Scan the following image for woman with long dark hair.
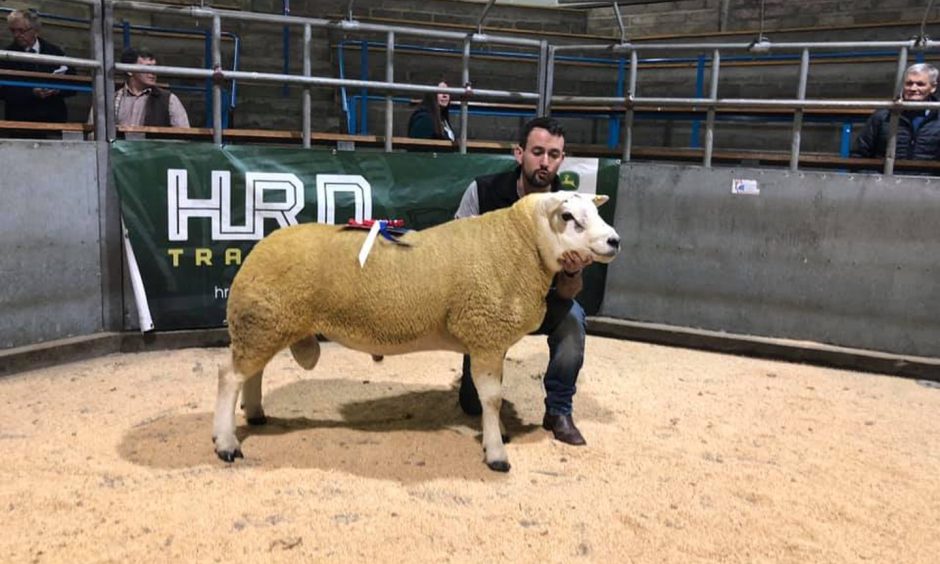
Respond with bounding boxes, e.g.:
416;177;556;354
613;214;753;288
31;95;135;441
408;80;456;143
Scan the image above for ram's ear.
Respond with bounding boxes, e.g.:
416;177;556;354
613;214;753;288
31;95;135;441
593;194;609;208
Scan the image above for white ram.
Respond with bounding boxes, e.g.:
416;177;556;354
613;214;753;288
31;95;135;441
213;191;621;471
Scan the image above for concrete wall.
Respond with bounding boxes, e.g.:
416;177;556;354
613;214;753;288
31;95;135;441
1;138;938;363
0;141;104;349
601;163;940;358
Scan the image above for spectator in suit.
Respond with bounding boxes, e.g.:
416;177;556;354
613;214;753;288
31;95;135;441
1;9;75;123
851;63;940;160
408;80;456;145
108;47;190;127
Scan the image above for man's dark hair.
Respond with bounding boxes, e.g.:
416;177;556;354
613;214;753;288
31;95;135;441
120;47;156;65
519;116;565;147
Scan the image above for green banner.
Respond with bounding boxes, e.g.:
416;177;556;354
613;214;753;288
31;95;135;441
112;141;620;330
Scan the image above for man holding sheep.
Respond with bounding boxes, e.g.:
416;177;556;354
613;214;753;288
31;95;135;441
455;116;593;446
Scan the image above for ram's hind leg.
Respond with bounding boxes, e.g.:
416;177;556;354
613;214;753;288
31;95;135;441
241;371;267;425
242;334;319;424
470;351;510;472
290;335;321;370
213;360;253;462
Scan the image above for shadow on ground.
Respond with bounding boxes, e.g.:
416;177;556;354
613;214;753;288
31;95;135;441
117;377;577;482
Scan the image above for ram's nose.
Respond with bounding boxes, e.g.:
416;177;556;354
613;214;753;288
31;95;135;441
608;235;621;251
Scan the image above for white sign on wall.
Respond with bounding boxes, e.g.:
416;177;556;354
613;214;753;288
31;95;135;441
732;178;760;195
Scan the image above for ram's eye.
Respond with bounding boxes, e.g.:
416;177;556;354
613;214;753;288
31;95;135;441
561;212;574;222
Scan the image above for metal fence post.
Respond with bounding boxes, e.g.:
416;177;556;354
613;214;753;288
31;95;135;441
212;15;222;145
622;49;637;162
385;30;394;152
704;49;720;168
302;23;311;148
790;48;810;171
884;46;909;176
95;0;122;331
537;39;549;116
92;1;110;143
460;36;471;154
102;0;116;141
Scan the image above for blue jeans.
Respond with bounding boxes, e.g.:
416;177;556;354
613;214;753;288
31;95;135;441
461;294;586;416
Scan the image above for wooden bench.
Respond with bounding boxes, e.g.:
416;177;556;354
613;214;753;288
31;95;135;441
0;68;93;87
110;126;940;171
115;125;515;151
0;120;91;140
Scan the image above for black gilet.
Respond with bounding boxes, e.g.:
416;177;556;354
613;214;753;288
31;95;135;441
475;166;562;214
143;86;172;127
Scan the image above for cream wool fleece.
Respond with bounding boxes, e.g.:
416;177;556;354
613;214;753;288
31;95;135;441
226;194;556;376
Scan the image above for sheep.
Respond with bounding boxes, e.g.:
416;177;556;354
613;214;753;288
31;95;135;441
212;191;621;472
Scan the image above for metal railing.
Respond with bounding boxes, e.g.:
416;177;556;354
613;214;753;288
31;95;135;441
3;1;939;176
0;2;242;130
550;39;940;174
337;39;547;136
110;0;548;152
339;39;921;153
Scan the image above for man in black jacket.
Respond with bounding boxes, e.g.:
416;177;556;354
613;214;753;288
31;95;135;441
851;63;940;160
454;117;594;446
1;10;74;123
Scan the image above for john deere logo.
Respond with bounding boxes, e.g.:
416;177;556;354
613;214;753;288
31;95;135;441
559;171;580;190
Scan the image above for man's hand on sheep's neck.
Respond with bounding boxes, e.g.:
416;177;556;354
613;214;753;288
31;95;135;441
554;250;593;299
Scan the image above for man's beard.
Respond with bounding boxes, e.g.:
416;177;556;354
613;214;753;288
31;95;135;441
524;168;553;188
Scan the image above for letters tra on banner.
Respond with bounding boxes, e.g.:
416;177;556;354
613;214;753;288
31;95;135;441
112;141;617;330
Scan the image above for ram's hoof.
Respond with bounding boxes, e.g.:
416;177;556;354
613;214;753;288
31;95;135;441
246;415;268;426
487;460;511;473
371;355;384;362
216;448;243;463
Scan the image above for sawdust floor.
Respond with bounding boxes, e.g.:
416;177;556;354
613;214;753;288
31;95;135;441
1;335;938;563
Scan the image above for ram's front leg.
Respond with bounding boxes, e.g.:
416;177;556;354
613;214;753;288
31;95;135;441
470;351;510;472
213;360;246;462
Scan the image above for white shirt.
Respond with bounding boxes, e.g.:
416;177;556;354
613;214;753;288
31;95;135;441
454;181;480;219
442;120;455;142
113;85;191;127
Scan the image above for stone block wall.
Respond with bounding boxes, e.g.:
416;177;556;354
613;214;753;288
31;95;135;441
588;0;721;37
586;0;938;38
